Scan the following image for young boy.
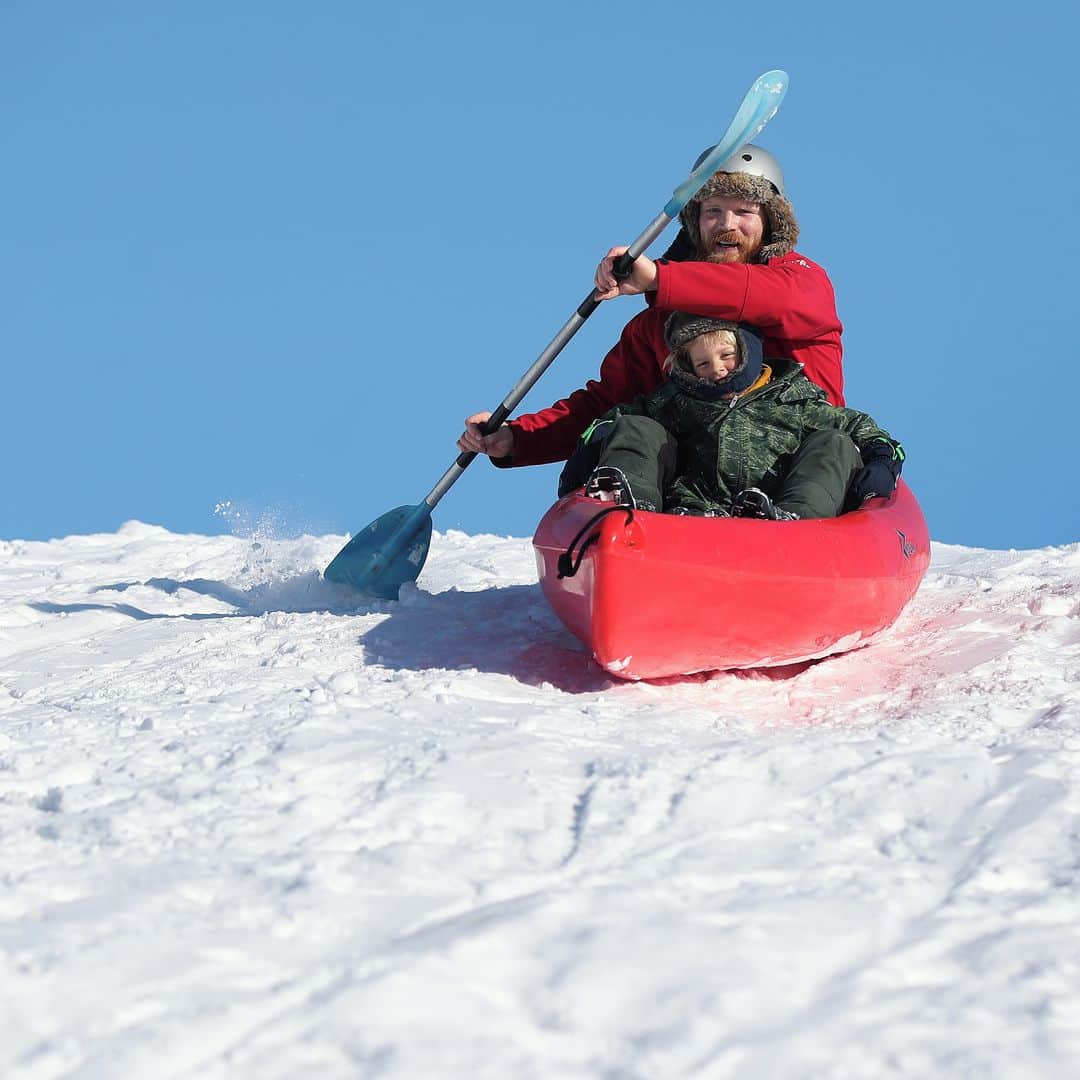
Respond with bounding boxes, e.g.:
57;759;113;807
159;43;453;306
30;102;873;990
567;312;904;520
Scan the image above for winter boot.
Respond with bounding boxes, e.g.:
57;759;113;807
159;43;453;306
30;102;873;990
731;487;800;522
669;506;730;518
585;466;644;509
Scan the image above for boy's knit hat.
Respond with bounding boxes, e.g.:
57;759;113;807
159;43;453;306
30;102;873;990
663;313;765;397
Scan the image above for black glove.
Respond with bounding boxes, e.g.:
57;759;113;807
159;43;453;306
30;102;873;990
844;440;903;511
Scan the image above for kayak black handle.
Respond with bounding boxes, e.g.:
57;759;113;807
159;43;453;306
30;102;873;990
557;505;635;578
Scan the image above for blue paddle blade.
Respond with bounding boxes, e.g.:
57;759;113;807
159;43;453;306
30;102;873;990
323;504;433;599
664;69;788;218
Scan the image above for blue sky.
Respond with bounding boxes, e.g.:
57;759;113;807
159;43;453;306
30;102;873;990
4;1;1078;551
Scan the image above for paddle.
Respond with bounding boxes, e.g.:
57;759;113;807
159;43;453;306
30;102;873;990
324;70;789;598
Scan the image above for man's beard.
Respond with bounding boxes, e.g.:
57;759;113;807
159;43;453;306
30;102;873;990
700;231;760;264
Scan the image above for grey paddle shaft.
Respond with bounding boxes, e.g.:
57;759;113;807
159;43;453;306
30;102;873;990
422;209;673;509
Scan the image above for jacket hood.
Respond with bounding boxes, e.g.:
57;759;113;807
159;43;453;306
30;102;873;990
665;317;765;400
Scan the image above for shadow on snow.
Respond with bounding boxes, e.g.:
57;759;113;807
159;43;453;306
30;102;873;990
359;583;612;693
29;575;611;693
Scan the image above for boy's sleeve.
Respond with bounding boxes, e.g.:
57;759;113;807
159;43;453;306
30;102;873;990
801;400;906;510
804;401;903;462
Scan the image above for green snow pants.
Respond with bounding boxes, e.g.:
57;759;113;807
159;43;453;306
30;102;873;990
581;415;864;519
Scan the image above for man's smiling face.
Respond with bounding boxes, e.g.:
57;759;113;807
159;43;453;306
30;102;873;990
697;193;766;263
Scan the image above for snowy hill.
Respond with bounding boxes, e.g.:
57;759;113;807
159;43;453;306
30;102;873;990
2;523;1079;1077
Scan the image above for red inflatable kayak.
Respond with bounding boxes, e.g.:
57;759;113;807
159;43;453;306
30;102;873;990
532;481;930;680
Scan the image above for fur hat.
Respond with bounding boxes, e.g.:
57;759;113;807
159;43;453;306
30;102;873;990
664;170;799;264
663;313;765;398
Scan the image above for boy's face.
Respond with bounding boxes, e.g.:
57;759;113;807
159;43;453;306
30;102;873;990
687;336;740;384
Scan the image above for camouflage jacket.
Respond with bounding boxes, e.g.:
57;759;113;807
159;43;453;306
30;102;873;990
593;358;901;514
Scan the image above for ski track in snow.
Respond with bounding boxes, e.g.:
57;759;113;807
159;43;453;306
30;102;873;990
1;521;1079;1078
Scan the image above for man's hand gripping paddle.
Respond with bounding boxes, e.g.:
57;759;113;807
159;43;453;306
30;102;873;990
324;70;789;598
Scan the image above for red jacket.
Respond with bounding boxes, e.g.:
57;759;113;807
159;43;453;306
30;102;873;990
505;251;844;468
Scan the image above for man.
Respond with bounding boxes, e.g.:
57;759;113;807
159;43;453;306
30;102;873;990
458;144;843;469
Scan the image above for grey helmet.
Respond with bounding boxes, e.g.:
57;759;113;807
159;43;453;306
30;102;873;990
669;141;799;263
692;143;786;197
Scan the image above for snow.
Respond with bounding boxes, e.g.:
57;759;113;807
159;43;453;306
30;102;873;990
2;522;1079;1078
